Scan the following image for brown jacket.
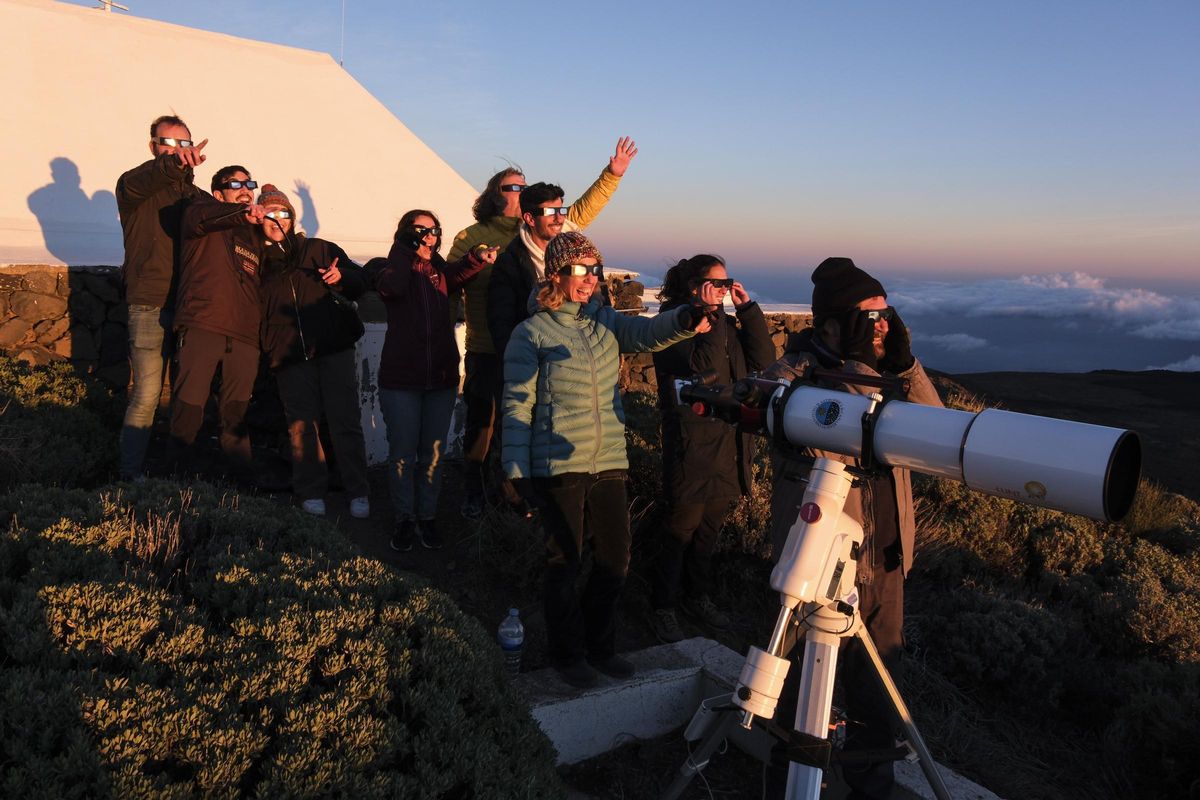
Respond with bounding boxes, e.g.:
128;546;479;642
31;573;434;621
174;196;263;346
115;154;205;308
763;329;943;578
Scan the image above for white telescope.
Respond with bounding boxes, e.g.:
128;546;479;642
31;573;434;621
678;375;1140;522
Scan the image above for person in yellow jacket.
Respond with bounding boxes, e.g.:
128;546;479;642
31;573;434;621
447;136;639;518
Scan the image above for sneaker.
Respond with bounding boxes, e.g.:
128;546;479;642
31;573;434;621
390;520;415;552
648;608;685;644
588;654;636;680
301;498;326;516
461;492;485;520
681;594;731;629
349;496;370;519
556;660;599;689
418;519;443;550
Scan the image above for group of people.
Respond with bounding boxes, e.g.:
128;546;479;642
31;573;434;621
118;113;940;799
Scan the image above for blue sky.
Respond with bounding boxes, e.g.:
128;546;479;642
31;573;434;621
69;0;1199;287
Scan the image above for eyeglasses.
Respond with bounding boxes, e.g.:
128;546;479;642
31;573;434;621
265;210;292;220
708;278;735;289
557;264;604;278
414;225;442;238
153;136;193;148
530;206;569;217
500;184;526;193
218;180;258;190
863;307;895;323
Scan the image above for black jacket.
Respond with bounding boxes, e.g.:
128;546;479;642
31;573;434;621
115;153;205;308
487;236;539;360
259;235;368;370
175;196;263;345
653;300;775;505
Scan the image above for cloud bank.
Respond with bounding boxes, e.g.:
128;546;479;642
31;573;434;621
1145;355;1200;372
912;332;989;351
889;272;1200;341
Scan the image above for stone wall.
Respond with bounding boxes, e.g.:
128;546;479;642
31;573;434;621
0;265;129;387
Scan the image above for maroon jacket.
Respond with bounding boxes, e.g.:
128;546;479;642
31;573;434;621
375;242;486;390
175;196;263;346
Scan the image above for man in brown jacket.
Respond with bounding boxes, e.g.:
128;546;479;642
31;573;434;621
764;257;942;799
115;114;207;479
168;165;265;479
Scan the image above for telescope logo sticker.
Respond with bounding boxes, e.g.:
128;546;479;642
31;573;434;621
1024;481;1048;501
813;400;841;427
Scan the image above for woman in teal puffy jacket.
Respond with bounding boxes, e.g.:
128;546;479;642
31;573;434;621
500;231;710;688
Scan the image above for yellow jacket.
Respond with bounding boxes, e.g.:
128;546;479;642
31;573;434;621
447;167;623;354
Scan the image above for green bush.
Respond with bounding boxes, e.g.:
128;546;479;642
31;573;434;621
0;357;119;489
0;480;562;799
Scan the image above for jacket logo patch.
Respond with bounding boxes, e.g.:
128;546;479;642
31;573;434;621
235;245;260;275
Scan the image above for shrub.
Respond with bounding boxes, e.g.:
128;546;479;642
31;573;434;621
0;357;119;490
0;480;562;799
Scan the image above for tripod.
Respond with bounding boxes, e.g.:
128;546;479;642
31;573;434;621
661;456;951;800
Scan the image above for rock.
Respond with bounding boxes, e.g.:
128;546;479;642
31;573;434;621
0;274;24;293
21;272;59;295
66;325;99;360
0;318;32;348
16;345;60;366
100;322;128;365
77;272;122;304
34;317;71;345
107;302;129;324
10;291;68;322
95;360;131;390
67;289;107;328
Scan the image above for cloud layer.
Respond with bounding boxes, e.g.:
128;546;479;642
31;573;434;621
1145;354;1200;372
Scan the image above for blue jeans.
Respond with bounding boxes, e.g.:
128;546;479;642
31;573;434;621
379;387;456;522
119;304;172;478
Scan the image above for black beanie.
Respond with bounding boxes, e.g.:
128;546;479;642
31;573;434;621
810;257;886;318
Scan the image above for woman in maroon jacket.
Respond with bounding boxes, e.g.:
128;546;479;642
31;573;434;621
375;209;496;552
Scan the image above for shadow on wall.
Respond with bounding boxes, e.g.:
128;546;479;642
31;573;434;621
292;179;319;238
26;157;123;266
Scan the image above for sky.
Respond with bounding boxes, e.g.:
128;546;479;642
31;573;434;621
63;0;1199;288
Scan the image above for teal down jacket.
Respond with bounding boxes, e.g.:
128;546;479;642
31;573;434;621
502;299;695;479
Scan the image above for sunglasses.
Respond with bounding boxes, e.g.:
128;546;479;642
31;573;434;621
557;264;604;278
153;136;194;148
414;225;442;238
265;210;292;220
500;184;526;193
707;278;735;289
530;206;569;217
219;180;258;190
863;307;895;323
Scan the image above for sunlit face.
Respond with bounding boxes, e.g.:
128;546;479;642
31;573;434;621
693;263;729;309
412;213;438;257
214;170;254;204
500;172;527;217
262;203;292;243
149;122;191;158
857;295;889;359
523;197;566;244
551;255;599;304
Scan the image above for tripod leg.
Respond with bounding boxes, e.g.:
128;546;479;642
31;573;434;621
659;709;741;800
855;626;953;800
784;627;840;800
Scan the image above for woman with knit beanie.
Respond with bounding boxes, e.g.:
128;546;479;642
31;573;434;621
500;231;709;688
375;210;496;552
256;184;371;519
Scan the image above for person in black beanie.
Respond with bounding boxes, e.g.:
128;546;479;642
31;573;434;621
762;257;943;799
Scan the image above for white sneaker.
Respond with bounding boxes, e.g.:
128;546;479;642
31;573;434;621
350;496;370;519
301;498;326;516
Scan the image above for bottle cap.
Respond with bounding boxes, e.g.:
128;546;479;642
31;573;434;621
509;607;519;616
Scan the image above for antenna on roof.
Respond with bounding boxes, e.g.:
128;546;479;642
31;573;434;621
96;0;130;11
339;0;346;66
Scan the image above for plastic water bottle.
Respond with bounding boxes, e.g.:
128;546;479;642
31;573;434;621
497;607;525;676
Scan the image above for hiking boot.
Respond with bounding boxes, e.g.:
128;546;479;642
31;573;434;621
461;492;485;520
301;498;326;516
418;519;443;550
648;608;685;644
681;594;731;629
390;520;415;552
349;496;370;519
556;660;599;689
588;654;636;680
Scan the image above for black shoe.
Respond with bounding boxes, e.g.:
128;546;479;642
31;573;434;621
648;608;685;644
556;660;599;689
418;519;443;550
680;594;731;628
588;654;636;680
390;520;415;552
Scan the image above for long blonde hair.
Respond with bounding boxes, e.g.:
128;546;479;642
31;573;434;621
536;278;566;311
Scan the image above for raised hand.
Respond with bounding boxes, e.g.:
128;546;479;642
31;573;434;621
174;138;208;168
730;281;752;309
244;203;266;224
321;256;342;284
608;136;638;177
